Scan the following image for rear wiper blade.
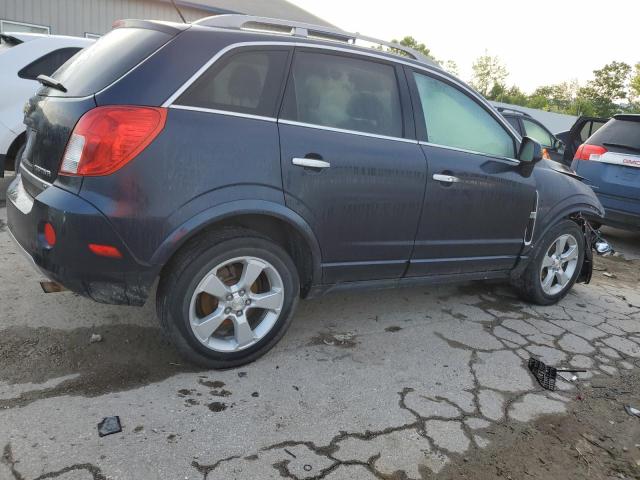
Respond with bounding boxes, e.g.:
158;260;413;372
36;74;67;92
602;142;640;153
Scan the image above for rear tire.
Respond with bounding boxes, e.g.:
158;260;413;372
157;228;299;369
513;220;585;305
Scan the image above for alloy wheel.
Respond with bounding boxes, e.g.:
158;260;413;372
539;233;579;296
188;256;284;352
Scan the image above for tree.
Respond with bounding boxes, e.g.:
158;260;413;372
502;86;528;106
527;82;577;112
442;59;459;76
579;61;632;116
470;52;508;98
389;36;434;60
629;63;640;113
630;62;640;103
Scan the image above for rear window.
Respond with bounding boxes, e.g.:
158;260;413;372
18;48;81;80
589;118;640;150
176;49;289;117
47;27;173;97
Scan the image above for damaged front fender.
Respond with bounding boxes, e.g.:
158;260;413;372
573;214;594;284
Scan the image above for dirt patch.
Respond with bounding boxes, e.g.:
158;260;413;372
207;402;227;412
385;326;402;333
594;255;640;288
437;370;640;480
198;379;225;389
0;324;199;408
307;332;358;348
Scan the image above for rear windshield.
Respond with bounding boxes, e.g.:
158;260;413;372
589;118;640;150
46;27;173;97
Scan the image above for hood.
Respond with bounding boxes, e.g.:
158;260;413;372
542;159;584;181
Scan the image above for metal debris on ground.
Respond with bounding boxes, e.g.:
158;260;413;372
97;416;122;437
528;357;586;391
624;405;640;418
588;225;614;256
89;334;103;344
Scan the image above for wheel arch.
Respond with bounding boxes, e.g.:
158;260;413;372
532;199;602;250
512;200;600;281
4;130;26;171
152;200;322;297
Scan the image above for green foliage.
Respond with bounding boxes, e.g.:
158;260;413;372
470;52;508;98
388;36;435;60
469;56;640;117
632;63;640;99
387;35;640;117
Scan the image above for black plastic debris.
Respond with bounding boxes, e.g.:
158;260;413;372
624;405;640;418
98;416;122;437
528;358;586;391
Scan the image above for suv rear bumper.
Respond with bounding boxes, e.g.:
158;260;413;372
6;175;155;305
594;192;640;230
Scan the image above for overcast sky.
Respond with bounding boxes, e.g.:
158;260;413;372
288;0;639;93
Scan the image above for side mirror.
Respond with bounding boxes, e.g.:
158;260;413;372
554;138;566;154
518;136;543;163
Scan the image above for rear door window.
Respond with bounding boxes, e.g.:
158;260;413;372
48;27;173;97
280;50;403;137
413;72;514;158
176;49;290;117
522;118;554;147
18;47;82;80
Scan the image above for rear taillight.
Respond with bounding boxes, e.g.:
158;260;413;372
60;106;167;176
574;144;607;161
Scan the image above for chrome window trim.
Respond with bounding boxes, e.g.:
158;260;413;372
418;141;521;165
279;119;417;144
163;40;519;151
169;104;277;122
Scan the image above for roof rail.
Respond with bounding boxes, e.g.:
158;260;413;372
496;106;533;118
195;14;438;67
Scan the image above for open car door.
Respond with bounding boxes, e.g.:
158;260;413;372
557;116;608;163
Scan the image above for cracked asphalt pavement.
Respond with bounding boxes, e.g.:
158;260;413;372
1;177;640;479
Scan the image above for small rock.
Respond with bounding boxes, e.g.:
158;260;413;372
89;333;103;344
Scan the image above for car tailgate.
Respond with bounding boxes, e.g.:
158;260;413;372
575;152;640;201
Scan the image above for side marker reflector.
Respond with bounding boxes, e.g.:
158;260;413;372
88;243;123;259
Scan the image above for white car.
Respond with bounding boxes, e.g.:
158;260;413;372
0;32;93;176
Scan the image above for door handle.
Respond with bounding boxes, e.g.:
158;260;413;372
433;173;459;183
292;157;331;169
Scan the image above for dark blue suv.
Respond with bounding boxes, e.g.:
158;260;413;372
7;15;604;368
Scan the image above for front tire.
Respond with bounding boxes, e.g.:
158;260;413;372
514;220;585;305
157;229;299;368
